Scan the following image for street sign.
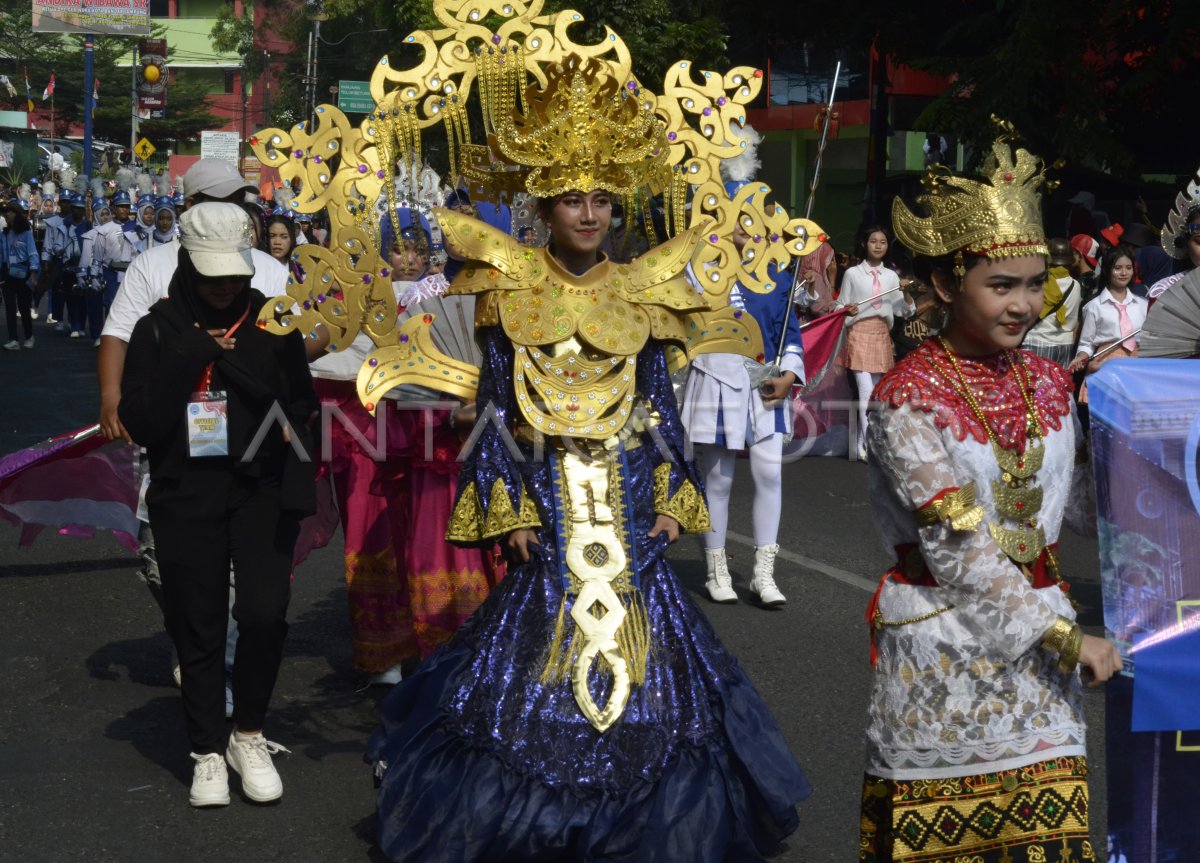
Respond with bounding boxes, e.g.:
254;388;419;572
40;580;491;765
200;131;240;165
337;80;374;114
133;137;156;161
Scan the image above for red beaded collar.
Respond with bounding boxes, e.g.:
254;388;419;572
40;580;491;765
872;338;1073;452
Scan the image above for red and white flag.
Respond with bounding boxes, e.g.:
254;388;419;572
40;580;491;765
92;78;100;104
42;72;55;101
798;307;851;392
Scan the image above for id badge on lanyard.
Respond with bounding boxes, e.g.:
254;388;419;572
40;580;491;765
185;306;248;458
187;390;230;456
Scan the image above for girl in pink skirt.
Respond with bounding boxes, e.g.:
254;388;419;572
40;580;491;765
837;225;914;460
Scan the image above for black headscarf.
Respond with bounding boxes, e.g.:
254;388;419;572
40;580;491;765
166;247;252;331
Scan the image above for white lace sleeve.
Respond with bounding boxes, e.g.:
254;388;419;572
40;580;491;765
868;405;1060;661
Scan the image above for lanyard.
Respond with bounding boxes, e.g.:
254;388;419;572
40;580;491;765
195;304;250;393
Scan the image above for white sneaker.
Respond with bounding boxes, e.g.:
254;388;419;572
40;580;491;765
226;733;288;802
69;330;83;339
856;444;868;463
21;337;34;349
704;547;738;603
93;338;101;347
368;663;403;686
189;752;230;808
2;340;18;351
750;543;787;607
29;309;38;320
46;316;58;325
172;664;182;688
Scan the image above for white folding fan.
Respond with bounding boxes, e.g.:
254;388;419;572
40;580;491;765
1140;268;1200;359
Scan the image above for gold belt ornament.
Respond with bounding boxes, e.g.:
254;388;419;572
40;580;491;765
540;450;650;733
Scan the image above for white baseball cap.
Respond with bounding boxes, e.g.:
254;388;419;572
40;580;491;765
179;202;256;278
181;158;258;201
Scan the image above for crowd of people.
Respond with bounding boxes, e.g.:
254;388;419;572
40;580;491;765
6;21;1199;863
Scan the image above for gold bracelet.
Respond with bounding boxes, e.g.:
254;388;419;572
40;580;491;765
1058;623;1084;674
1041;617;1074;655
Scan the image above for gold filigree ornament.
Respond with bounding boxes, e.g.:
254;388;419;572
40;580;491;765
892;120;1054;264
357;313;481;410
248;0;824;370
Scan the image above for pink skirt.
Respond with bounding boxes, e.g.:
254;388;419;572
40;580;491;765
845;317;895;373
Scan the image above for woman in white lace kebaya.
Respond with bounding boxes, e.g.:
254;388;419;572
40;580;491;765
860;134;1122;863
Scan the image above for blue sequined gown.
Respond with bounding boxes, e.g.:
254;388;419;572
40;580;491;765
366;326;811;862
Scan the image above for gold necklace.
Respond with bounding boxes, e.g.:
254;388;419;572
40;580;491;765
935;337;1046;564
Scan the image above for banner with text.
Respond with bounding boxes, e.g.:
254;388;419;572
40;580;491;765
31;0;150;36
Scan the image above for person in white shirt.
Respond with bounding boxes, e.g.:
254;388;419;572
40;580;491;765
1068;244;1147;377
835;225;914;460
98;159;292;442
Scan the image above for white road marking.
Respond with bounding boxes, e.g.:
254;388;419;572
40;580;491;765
724;529;877;593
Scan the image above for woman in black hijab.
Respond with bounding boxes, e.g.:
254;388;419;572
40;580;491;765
119;202;317;809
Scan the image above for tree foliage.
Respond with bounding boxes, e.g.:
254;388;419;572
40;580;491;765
0;8;222;146
217;0;1196;177
816;0;1199;177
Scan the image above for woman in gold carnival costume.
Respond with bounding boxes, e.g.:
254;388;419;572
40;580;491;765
859;124;1123;863
249;2;823;859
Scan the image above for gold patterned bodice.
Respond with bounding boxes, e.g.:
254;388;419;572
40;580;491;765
437;208;762;441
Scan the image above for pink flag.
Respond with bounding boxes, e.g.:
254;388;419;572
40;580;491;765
0;426;140;551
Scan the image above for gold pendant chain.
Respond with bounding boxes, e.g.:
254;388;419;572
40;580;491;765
935;337;1043;445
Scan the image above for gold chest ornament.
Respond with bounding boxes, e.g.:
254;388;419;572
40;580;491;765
935;338;1048;565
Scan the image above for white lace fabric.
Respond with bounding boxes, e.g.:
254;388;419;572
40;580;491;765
864;401;1089;779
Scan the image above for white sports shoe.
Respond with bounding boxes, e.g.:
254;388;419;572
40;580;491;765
704;547;738;603
21;337;34;349
69;330;83;338
189;752;230;808
368;663;403;686
29;309;38;320
226;733;288;802
2;340;18;351
750;543;786;607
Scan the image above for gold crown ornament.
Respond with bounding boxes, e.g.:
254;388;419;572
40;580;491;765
490;53;671;199
892;121;1053;263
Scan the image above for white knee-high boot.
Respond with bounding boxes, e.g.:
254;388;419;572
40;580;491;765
704;547;737;603
751;543;786;607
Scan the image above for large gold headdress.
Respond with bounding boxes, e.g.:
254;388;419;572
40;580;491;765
248;0;825;353
893;124;1052;261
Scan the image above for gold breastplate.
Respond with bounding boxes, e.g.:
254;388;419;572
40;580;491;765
514;338;637;441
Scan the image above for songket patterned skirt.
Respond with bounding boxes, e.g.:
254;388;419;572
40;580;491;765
859;756;1097;863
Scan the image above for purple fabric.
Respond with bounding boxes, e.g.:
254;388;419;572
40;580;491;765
366;328;810;861
0;426;140;551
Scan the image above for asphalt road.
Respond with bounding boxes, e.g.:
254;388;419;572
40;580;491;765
0;315;1109;862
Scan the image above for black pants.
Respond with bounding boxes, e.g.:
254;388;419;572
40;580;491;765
148;464;298;754
3;275;33;342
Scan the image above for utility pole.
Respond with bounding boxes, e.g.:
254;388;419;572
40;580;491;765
130;42;139;159
83;35;95;177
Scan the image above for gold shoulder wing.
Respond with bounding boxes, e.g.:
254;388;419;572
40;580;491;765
682;307;765;362
619;224;710;313
435;208;537;283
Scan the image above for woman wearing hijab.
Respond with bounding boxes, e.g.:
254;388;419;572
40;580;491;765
150;197;177;248
118;202;317;809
